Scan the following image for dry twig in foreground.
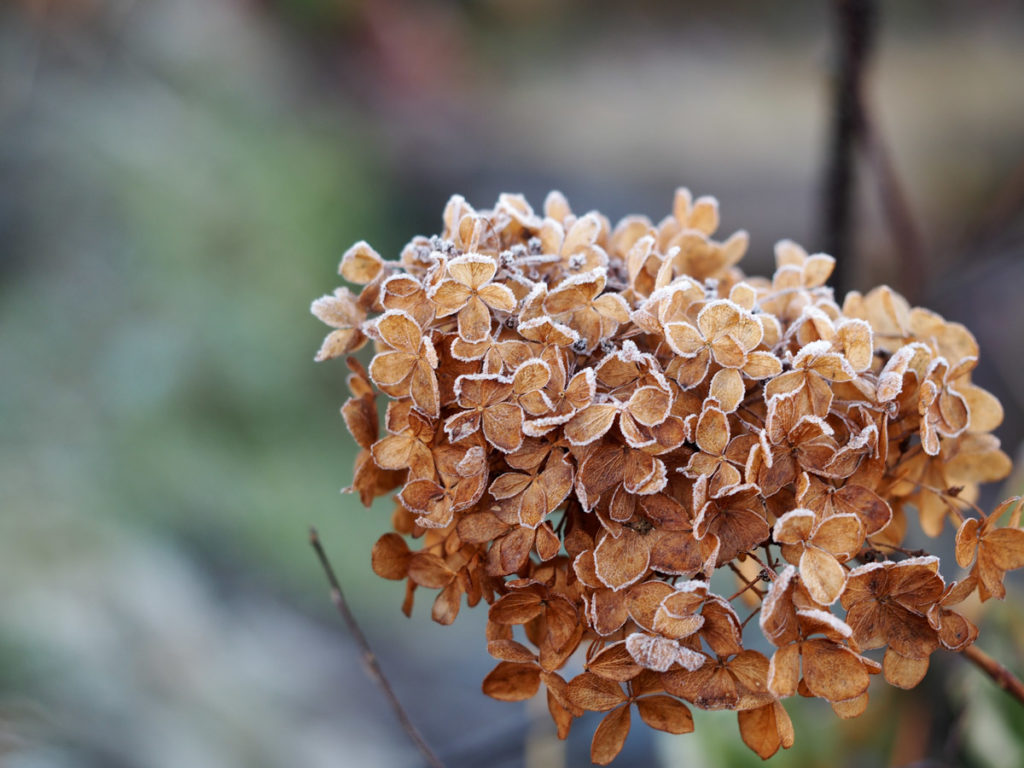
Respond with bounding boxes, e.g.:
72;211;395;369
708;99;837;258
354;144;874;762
309;527;445;768
962;644;1024;706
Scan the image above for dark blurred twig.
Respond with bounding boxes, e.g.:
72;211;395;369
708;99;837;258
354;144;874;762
822;0;930;304
961;644;1024;707
821;0;878;296
309;527;446;768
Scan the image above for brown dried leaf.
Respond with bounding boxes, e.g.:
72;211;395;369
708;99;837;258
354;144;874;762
635;695;694;735
482;661;541;701
591;705;631;766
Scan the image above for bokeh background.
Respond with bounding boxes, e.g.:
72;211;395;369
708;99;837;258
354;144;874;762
2;1;1024;766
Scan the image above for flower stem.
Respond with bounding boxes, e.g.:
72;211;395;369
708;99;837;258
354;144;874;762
310;527;445;768
962;644;1024;707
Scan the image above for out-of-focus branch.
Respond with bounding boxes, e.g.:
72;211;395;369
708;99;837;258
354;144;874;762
821;0;878;296
309;528;445;768
962;644;1024;707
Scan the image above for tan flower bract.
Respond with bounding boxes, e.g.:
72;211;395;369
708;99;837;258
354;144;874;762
313;188;1022;764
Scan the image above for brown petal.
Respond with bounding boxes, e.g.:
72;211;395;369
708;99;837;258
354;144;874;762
547;688;575;740
627;387;672;427
432;581;461;625
478;282;517;312
933;608;977;651
668;349;711;388
737;701;794;759
587;643;643;682
627;581;676;630
834;484;893;536
431;280;472;316
578;445;626;505
564;404;619;446
590;588;630;635
799;547;847;605
635;696;694;735
594;292;631;323
409;360;440;418
512;359;551;394
743;350;783;379
882;647;929;689
488;471;532;500
711;335;747;368
759;566;800;646
341;397;377;450
955;517;980;568
457;511;508;543
962;383;1004;433
830;692;869;719
626;453;667;496
398;478;445;513
767;644;800;697
369;434;416;472
535;523;561;561
837;318;873;371
590;705;631;766
709;368;745;413
315;328;365;361
695;405;729;456
339;240;383;284
564;213;602;253
544;274;601;315
370;533;411;580
448;254;497;288
773;509;815;546
700;599;744;657
487;639;536;663
664;322;704;356
407;552;455;588
594;529;651;591
489;591;544;625
653;610;705;642
495;527;535;575
567;672;628;712
376;310;422;352
682;665;740;710
482;661;541;701
985;528;1024;571
482;403;524;453
688;195;719;233
697;300;739;338
369;350;416;387
801;639;869;702
458;295;493;343
812;513;864;558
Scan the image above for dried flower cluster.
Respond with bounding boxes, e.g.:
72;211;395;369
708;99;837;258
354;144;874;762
312;189;1024;762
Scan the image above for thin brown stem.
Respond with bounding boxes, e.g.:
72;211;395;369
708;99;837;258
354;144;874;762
961;644;1024;707
741;606;762;630
726;562;765;602
745;550;778;581
309;527;445;768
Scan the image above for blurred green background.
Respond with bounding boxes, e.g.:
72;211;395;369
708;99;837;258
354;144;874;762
2;1;1023;766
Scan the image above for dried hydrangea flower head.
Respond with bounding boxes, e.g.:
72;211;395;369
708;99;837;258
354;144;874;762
313;189;1024;763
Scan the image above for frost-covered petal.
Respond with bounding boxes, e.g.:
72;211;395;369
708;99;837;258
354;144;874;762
448;254;497;288
595;529;651;591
